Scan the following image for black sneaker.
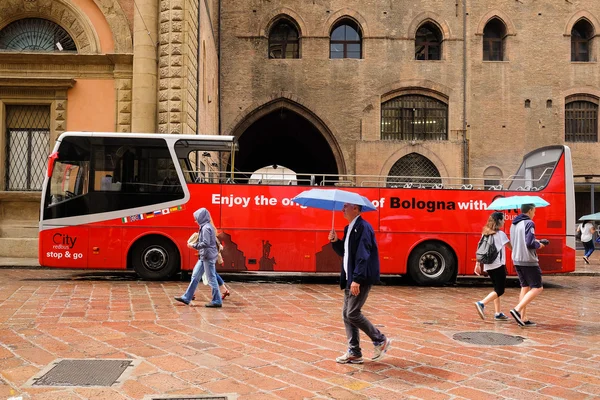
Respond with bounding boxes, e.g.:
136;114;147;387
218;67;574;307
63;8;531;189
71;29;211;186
205;302;222;308
523;320;537;327
510;309;525;326
174;296;190;305
583;256;590;264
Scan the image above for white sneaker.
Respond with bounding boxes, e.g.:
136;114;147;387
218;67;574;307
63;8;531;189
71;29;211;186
335;352;363;364
372;338;392;361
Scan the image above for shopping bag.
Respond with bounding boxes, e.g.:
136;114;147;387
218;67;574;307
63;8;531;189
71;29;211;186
187;232;199;245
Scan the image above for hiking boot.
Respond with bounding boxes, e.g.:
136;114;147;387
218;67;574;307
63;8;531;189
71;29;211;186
372;338;392;361
336;352;363;364
510;309;525;326
475;301;485;320
494;312;509;321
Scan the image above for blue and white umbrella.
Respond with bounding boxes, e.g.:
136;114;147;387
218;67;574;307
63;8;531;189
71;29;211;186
486;195;550;211
292;188;377;228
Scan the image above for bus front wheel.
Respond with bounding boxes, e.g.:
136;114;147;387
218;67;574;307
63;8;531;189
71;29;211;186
408;242;456;286
131;236;180;280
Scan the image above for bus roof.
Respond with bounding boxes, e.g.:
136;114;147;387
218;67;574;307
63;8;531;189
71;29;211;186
57;131;237;152
58;131;236;142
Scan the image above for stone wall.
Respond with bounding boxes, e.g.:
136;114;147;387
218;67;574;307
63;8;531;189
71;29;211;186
220;0;600;181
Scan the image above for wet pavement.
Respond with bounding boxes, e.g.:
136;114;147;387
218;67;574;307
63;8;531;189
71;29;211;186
0;258;599;399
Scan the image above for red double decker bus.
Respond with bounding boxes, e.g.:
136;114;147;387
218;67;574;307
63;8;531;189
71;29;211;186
39;132;575;284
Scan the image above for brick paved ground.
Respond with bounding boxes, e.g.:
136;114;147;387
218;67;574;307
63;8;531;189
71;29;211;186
0;260;599;399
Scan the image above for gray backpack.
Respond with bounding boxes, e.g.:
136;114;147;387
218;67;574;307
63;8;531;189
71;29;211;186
476;234;499;264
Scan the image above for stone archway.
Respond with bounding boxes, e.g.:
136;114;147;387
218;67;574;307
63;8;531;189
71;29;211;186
228;98;346;183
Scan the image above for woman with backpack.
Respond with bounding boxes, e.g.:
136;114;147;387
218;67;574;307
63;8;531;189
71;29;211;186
577;221;596;264
474;212;512;321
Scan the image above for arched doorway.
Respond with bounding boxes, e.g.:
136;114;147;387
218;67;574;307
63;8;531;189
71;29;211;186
230;99;343;184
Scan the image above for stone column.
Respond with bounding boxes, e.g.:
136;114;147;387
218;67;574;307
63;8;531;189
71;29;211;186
131;0;158;133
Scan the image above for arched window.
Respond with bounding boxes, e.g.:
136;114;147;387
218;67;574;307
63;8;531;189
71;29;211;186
415;22;442;60
565;95;599;142
268;19;300;59
387;153;441;186
330;19;362;59
483;166;503;189
381;95;448;141
483;18;506;61
571;19;594;62
0;18;76;52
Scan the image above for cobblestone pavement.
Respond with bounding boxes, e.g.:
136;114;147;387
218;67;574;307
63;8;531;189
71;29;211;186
0;263;599;400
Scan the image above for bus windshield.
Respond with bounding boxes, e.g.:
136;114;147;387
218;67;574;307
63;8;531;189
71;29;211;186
507;147;563;191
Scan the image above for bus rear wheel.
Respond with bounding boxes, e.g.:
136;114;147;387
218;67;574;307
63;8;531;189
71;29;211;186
408;242;456;286
131;236;180;280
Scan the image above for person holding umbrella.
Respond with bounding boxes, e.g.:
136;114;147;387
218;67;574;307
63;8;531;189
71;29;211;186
328;202;391;364
509;203;548;327
577;219;596;264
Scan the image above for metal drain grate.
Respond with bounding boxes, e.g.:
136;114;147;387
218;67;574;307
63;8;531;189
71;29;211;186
31;359;135;387
453;331;524;346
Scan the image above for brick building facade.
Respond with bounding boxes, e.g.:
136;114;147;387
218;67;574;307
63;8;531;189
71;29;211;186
220;0;599;199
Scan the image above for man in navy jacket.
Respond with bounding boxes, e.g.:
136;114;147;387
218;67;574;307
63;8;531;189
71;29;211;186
329;202;391;364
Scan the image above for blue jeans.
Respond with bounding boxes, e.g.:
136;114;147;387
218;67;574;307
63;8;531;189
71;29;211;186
216;273;224;286
181;259;222;305
583;240;595;258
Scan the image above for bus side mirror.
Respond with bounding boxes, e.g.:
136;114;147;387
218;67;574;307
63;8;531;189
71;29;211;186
47;152;58;177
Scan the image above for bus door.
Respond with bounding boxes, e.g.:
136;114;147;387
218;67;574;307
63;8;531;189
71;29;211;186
40;136;91;267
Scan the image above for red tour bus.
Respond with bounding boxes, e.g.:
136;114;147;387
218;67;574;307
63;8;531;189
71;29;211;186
39;132;575;284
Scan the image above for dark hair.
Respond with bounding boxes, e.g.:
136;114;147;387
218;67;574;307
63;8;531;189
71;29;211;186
357;205;363;212
521;203;536;214
482;212;505;235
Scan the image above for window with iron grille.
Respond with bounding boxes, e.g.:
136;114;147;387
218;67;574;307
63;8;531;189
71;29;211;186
483;18;506;61
330;20;362;59
268;19;300;59
565;95;599;142
415;22;442;60
381;95;448;141
0;18;77;52
5;105;50;191
571;19;593;62
387;153;441;186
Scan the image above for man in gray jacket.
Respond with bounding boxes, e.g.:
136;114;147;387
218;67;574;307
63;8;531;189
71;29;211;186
509;204;546;327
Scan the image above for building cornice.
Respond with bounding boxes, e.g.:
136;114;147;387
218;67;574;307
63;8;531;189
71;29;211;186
0;77;76;90
0;52;133;65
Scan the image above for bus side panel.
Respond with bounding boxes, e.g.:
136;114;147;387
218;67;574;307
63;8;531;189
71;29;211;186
221;229;314;272
39;227;89;268
377;232;406;274
88;227;123;269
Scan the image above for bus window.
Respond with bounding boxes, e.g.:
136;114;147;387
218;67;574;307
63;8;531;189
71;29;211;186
43;136;185;220
43;136;91;220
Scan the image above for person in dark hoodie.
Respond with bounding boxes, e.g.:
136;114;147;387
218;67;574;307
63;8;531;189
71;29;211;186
175;208;222;307
509;204;546;327
328;202;391;364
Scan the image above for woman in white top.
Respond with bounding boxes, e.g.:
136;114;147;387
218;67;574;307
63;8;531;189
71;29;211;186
578;221;596;264
474;212;512;321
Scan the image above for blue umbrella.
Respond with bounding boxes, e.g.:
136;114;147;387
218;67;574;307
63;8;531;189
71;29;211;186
486;195;550;211
579;212;600;221
292;188;377;228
